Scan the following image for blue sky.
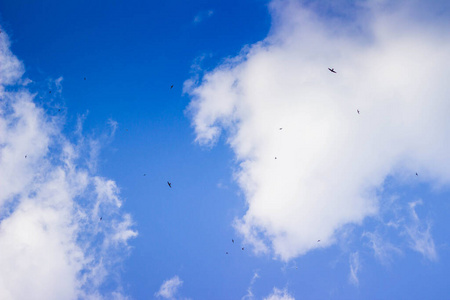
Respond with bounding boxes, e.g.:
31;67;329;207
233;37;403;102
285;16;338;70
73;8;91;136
1;0;450;299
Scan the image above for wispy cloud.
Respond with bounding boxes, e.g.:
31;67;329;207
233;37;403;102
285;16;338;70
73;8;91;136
263;287;295;300
155;276;184;299
186;0;450;260
193;10;214;24
242;271;260;300
0;30;136;299
349;252;360;286
404;200;437;261
363;231;402;265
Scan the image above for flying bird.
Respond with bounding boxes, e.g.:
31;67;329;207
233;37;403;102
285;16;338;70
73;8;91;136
226;252;228;254
242;247;244;250
25;155;27;158
100;217;102;221
232;239;234;243
144;174;146;176
416;173;418;176
275;157;277;159
279;128;283;130
328;68;336;73
167;181;172;188
357;109;360;114
170;85;174;89
49;91;51;94
317;240;320;242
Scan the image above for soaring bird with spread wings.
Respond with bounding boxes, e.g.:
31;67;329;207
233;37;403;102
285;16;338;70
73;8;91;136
328;68;336;73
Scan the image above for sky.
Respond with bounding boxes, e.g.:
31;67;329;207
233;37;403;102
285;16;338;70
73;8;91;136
1;0;450;299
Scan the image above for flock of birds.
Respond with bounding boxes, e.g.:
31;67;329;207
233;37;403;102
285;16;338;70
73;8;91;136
30;68;419;251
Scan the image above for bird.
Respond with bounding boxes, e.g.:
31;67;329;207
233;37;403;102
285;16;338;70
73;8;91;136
58;109;61;112
126;129;129;131
100;217;102;221
416;172;418;176
232;239;234;243
25;155;27;158
317;240;320;242
357;109;360;114
328;68;336;73
144;174;146;176
226;252;228;254
279;128;283;130
84;77;86;80
167;181;172;188
170;85;174;89
275;157;277;159
49;91;51;94
242;247;244;250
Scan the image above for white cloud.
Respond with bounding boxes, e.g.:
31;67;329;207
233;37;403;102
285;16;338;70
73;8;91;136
155;276;183;299
0;30;136;299
349;252;360;286
404;200;437;261
263;287;294;300
242;271;260;300
186;0;450;260
363;231;402;265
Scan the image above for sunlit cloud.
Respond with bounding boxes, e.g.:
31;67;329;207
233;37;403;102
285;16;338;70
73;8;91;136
0;30;136;299
155;276;183;299
263;287;295;300
186;0;450;261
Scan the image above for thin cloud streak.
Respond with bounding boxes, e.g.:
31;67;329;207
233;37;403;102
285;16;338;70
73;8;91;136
349;252;360;286
186;0;450;260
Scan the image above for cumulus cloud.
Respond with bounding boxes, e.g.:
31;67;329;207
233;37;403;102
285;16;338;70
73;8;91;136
186;0;450;260
155;276;183;299
263;287;294;300
0;30;136;299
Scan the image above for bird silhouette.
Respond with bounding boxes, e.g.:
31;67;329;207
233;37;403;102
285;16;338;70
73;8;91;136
416;173;418;176
84;77;86;80
49;91;51;94
317;240;320;242
279;128;283;130
170;85;174;89
232;239;234;243
226;252;228;254
144;174;146;176
242;247;244;250
167;181;172;188
328;68;337;73
357;109;360;114
100;217;102;221
25;155;27;158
